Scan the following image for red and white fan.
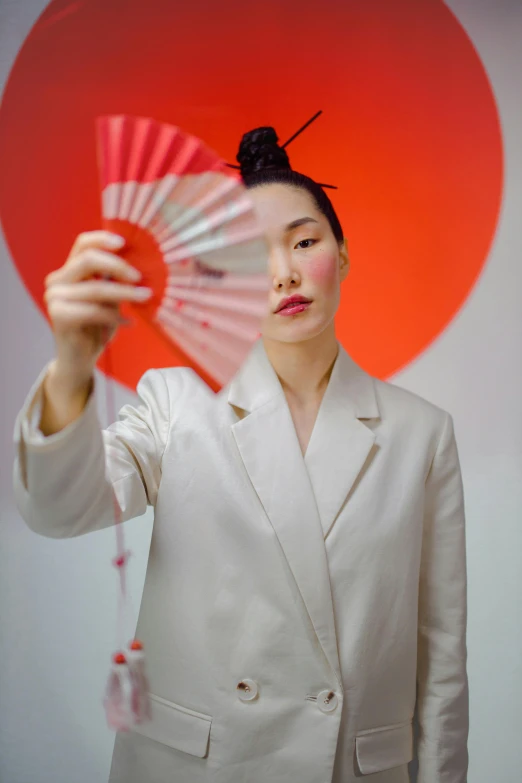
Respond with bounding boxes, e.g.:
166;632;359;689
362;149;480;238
95;115;269;732
96;114;269;388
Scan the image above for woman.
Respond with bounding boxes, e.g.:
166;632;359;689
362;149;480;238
13;126;468;783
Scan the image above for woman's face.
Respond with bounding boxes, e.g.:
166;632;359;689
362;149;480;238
249;183;349;344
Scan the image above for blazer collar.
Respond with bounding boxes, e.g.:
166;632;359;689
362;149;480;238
226;340;380;686
226;339;283;413
303;347;379;537
227;338;379;421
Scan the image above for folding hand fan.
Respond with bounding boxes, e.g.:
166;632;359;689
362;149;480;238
96;115;269;732
96;114;269;388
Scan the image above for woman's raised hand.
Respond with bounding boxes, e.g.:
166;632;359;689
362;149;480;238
44;231;152;381
40;231;152;435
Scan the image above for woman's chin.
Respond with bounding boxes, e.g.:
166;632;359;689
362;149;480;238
264;316;332;345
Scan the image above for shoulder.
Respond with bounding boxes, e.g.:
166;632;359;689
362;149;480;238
374;376;447;422
339;347;450;438
135;366;214;422
371;375;454;454
138;366;210;400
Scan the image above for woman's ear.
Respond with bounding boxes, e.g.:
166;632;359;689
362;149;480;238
339;238;350;281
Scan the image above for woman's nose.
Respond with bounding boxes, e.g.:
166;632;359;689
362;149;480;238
270;252;301;291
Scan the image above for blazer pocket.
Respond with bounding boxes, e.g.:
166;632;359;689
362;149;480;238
132;693;212;758
355;720;413;775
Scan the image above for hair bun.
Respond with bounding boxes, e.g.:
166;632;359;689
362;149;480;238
236;126;291;177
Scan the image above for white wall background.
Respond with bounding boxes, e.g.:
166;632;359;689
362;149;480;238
0;1;521;782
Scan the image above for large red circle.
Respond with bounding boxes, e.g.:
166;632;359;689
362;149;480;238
0;0;503;388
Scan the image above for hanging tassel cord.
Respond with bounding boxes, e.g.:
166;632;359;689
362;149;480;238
102;332;131;645
101;326;151;731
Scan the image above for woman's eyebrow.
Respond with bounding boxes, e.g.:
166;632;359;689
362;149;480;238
284;217;319;233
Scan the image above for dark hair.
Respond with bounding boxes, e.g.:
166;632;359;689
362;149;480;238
236;126;344;244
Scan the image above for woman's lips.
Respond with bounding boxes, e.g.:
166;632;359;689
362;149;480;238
276;302;311;316
275;295;312;316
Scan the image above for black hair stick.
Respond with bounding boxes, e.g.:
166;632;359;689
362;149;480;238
228;109;337;188
281;110;323;149
282;110;337;188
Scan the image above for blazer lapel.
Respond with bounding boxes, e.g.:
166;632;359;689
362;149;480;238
227;341;342;687
304;347;379;538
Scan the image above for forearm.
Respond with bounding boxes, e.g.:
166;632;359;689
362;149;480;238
13;367;117;538
39;359;94;436
13;365;167;539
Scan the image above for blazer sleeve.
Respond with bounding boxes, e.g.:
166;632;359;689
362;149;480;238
416;412;469;783
12;365;171;539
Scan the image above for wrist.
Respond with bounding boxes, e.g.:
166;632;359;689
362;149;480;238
47;357;94;399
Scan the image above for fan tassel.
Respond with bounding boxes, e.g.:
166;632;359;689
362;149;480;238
127;639;152;723
104;652;134;731
104;641;151;730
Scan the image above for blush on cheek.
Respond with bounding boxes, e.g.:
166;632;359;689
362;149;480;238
306;254;338;290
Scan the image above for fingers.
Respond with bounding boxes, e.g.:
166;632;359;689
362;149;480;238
69;230;125;257
47;248;142;288
44;230;153;337
46;300;122;329
44;279;153;306
46;230;140;288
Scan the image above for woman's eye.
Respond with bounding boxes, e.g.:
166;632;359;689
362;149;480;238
296;239;316;249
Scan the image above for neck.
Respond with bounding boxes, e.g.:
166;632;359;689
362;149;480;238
262;326;339;404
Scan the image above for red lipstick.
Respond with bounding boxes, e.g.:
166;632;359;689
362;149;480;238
275;294;312;316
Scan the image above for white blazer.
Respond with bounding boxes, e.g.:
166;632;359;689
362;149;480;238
13;341;468;783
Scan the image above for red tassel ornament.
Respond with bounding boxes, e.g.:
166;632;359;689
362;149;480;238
103;652;135;732
127;639;152;723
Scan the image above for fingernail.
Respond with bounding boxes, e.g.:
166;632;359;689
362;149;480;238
128;267;142;281
106;234;125;248
133;287;153;300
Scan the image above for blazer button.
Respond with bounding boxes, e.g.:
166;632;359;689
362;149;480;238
237;679;259;702
317;690;339;713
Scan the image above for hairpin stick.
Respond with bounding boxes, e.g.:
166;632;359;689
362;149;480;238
281;110;323;149
228;110;338;188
